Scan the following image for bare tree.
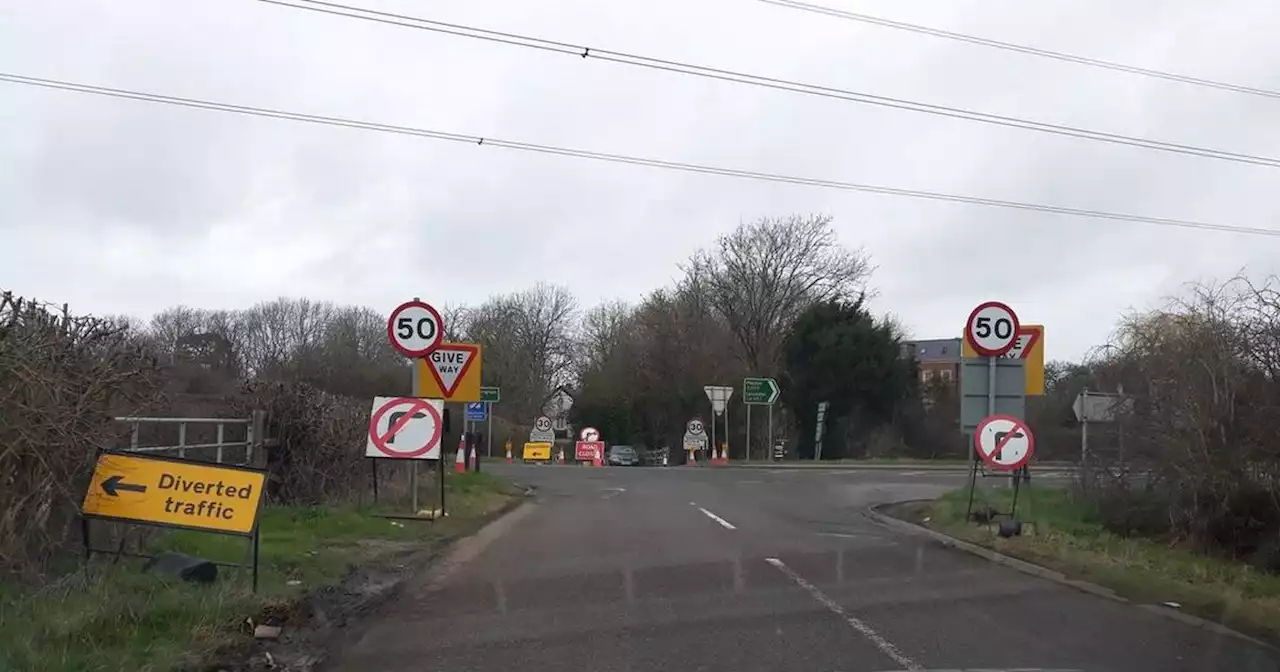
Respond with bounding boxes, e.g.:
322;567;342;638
686;214;872;372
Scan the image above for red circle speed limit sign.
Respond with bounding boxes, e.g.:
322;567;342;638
387;300;444;358
964;301;1020;357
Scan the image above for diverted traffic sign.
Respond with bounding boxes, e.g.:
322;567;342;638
523;442;552;461
81;452;265;536
366;397;445;460
415;342;483;401
465;402;487;422
742;377;780;405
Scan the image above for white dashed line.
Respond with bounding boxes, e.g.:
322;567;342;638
691;503;737;530
765;557;922;671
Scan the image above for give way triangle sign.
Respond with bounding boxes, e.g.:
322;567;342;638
426;343;479;396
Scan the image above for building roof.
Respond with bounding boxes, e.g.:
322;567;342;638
900;338;962;363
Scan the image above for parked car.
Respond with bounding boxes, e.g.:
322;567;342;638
607;444;641;466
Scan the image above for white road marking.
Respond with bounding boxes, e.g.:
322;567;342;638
601;487;626;499
691;503;737;530
764;557;922;672
898;471;928;476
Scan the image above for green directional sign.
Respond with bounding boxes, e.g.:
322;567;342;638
480;386;501;403
743;377;780;405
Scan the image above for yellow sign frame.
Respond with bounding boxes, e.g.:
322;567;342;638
961;324;1045;395
522;442;552;461
414;342;484;402
81;451;267;536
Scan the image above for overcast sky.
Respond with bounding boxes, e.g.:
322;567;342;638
4;0;1280;362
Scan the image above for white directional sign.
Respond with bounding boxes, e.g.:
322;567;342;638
1073;392;1132;422
704;386;734;415
974;414;1035;471
964;301;1020;358
366;397;445;460
387;299;444;359
579;426;600;442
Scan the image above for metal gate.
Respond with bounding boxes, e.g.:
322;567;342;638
116;410;267;466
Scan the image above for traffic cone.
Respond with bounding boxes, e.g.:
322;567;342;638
689;450;696;465
468;447;477;471
505;445;513;463
662;452;668;467
556;449;565;464
454;443;466;473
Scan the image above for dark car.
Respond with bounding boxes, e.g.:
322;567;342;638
607;444;640;466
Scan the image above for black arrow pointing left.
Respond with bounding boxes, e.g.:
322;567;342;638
101;475;147;496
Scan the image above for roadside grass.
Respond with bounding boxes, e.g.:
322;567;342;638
919;485;1280;642
0;471;518;672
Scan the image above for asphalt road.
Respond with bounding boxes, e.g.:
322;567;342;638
325;464;1278;672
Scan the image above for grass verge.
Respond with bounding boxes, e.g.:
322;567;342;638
0;471;519;672
890;485;1280;644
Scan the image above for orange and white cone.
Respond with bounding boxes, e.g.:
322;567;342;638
556;449;565;464
689;450;696;465
505;446;513;463
454;442;467;473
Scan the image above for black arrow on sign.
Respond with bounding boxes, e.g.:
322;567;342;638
101;475;147;496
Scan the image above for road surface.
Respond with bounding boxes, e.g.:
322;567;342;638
325;464;1277;671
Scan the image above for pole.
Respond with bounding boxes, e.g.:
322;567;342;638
487;403;494;457
745;403;751;462
767;405;774;462
710;402;716;464
1081;389;1090;493
986;356;996;416
725;400;730;461
438;451;446;517
762;404;773;460
409;363;420;515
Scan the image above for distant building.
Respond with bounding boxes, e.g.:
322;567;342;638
900;338;961;385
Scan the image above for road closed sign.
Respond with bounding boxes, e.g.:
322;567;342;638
81;452;266;535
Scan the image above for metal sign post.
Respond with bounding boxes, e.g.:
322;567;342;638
961;301;1023;521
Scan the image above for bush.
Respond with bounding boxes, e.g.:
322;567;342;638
0;293;163;578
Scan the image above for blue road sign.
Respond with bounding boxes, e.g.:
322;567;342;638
465;402;487;422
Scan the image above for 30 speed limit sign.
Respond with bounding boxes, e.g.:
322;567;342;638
964;301;1020;357
387;299;444;358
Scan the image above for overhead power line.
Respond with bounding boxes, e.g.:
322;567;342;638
761;0;1280;101
2;71;1276;238
257;0;1280;170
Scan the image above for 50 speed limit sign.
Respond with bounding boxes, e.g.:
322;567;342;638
387;299;444;358
964;301;1020;357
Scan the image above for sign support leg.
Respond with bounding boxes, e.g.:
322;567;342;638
252;525;261;594
745;404;751;462
438;452;446;517
724;403;730;461
487;404;493;458
370;459;379;504
410;461;419;515
965;439;979;521
767;405;774;461
1080;389;1090;493
709;403;716;465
